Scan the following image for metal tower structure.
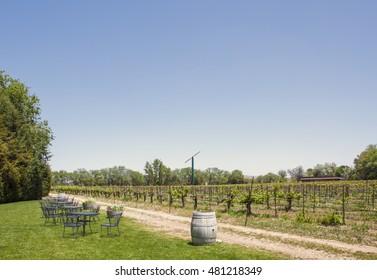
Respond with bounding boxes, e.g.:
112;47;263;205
185;151;200;185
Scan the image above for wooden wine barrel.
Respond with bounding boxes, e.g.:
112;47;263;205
190;211;217;245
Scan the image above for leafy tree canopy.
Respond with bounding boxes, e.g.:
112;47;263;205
144;159;171;186
287;166;305;181
0;71;53;203
354;144;377;180
312;162;337;177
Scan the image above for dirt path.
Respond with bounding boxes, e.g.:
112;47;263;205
71;195;377;260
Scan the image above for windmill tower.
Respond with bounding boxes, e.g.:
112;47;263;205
185;151;200;185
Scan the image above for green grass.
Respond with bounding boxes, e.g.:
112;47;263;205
0;201;286;260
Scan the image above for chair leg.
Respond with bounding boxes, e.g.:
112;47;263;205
100;225;119;237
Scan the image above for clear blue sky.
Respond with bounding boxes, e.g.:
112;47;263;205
2;0;376;176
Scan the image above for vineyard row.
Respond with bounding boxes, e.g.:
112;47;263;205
54;180;377;225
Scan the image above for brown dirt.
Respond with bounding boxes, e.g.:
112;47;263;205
70;195;377;260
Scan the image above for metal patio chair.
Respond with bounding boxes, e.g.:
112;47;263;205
61;213;82;238
91;205;101;222
41;205;61;225
100;212;122;237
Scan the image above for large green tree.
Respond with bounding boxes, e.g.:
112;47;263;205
0;71;53;203
287;166;305;181
354;144;377;180
229;169;244;184
204;167;230;185
144;159;171;186
312;162;337;177
335;165;353;180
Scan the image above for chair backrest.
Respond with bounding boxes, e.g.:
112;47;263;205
107;212;122;226
41;205;58;217
40;205;47;217
39;200;48;207
83;204;94;210
62;212;80;224
57;193;66;201
93;205;101;213
48;200;59;207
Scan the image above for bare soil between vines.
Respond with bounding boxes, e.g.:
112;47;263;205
71;195;377;260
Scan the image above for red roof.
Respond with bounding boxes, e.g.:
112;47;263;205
300;176;344;182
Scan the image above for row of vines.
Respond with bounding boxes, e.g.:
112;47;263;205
55;180;377;226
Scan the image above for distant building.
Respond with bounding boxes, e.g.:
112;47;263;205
300;176;344;182
244;175;254;180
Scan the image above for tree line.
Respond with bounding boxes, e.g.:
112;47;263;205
52;160;246;187
279;144;377;183
52;144;377;187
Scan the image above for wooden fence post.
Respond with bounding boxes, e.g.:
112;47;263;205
372;183;375;210
302;183;305;218
342;185;346;224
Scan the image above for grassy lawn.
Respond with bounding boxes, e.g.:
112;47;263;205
0;201;286;260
